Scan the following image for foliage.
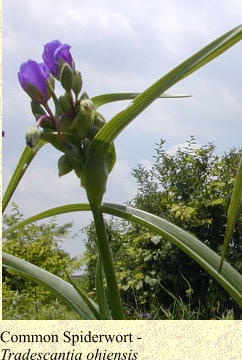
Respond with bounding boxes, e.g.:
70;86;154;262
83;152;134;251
2;203;82;319
3;26;242;319
83;138;242;319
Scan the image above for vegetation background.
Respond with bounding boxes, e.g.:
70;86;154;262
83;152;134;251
3;137;241;320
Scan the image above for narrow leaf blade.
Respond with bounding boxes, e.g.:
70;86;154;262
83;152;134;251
4;202;242;306
3;204;91;237
2;140;46;214
90;26;242;154
65;271;103;319
91;92;191;107
2;252;99;319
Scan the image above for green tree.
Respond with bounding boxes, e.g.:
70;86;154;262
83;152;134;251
2;203;82;319
83;137;242;319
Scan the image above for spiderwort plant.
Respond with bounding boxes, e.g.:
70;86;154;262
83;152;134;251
3;26;242;320
19;40;122;319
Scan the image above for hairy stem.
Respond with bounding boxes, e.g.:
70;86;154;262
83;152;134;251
91;205;125;320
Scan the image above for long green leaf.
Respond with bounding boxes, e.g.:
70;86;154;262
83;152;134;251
3;204;91;236
2;140;46;214
65;271;103;319
91;92;191;107
219;156;242;272
90;26;242;154
2;252;99;319
4;203;242;306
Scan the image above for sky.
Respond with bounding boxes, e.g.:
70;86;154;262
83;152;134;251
2;0;242;260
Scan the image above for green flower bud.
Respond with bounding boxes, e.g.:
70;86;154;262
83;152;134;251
59;93;72;113
58;155;74;176
70;111;94;139
72;71;83;96
25;126;41;147
60;63;74;92
70;100;96;139
80;99;96;114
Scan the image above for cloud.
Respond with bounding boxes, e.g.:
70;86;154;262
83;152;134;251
105;159;137;204
3;0;242;258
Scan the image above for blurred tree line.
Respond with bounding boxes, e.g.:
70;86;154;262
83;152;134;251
2;204;82;319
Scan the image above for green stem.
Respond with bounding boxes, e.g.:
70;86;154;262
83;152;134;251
91;205;125;320
43;103;55;120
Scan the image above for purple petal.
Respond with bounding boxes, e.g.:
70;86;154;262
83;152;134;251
18;60;50;102
20;60;49;96
43;40;73;76
53;44;72;66
43;40;62;76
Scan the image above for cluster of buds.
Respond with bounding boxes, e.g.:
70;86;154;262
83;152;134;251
19;40;107;179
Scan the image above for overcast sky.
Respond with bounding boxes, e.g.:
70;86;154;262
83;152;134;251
3;0;242;258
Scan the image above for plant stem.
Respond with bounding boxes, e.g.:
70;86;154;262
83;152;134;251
43;103;55;120
91;205;125;319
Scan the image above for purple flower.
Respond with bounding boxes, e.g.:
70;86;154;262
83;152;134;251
140;312;151;319
18;60;50;103
42;40;73;77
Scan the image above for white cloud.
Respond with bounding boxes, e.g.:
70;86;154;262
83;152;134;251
105;159;137;204
3;0;242;257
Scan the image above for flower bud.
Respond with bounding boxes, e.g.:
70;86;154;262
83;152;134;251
25;126;41;147
43;40;73;78
72;71;82;96
18;60;50;104
70;110;93;139
80;99;96;117
70;100;96;139
60;63;74;92
59;93;72;113
58;155;74;176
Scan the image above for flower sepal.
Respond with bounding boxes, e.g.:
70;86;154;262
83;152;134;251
58;93;73;113
25;82;49;104
60;63;74;92
72;71;83;96
31;101;46;118
58;155;74;176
